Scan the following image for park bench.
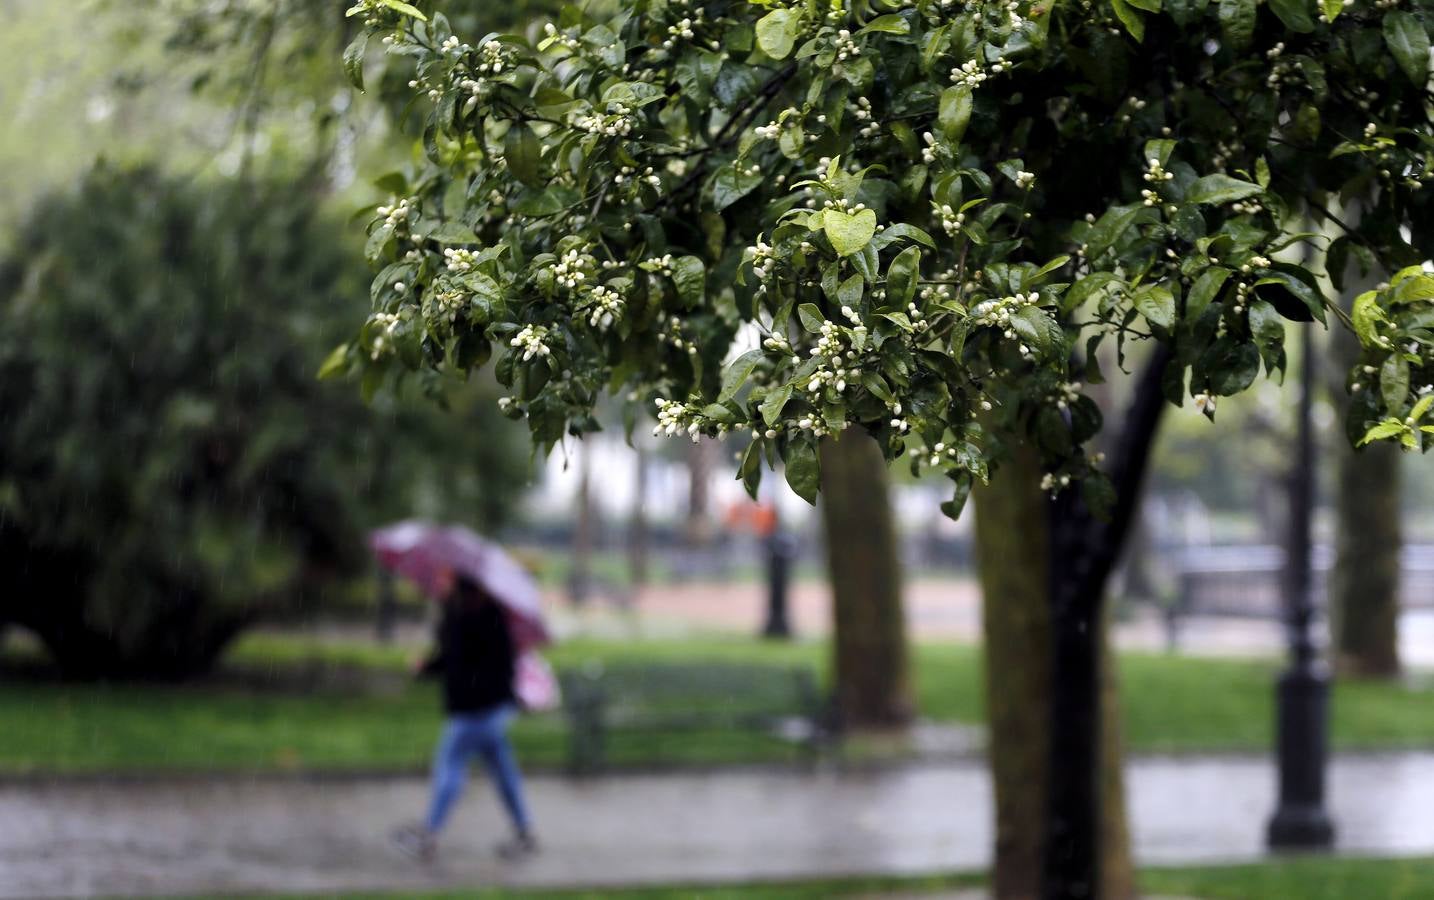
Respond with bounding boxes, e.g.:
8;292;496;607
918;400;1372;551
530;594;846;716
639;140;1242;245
1162;544;1434;649
558;662;829;773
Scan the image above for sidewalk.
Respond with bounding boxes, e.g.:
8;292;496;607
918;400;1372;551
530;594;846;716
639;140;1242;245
5;753;1434;898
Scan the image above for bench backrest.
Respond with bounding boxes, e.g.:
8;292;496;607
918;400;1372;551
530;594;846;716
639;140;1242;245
560;662;821;718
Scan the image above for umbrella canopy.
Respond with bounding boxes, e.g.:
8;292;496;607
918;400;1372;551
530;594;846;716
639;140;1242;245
370;521;550;648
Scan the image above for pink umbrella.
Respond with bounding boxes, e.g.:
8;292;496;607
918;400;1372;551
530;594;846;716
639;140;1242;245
370;521;550;649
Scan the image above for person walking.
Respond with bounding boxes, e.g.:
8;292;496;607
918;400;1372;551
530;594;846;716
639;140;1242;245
392;567;537;862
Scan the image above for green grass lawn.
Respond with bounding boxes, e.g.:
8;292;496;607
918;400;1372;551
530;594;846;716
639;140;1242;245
176;856;1434;899
4;631;1434;774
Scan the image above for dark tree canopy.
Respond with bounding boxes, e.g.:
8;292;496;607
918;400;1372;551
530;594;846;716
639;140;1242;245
0;165;530;677
331;0;1433;521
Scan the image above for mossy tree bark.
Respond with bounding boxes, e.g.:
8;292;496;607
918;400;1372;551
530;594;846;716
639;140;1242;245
818;429;915;731
1329;300;1403;679
974;443;1135;900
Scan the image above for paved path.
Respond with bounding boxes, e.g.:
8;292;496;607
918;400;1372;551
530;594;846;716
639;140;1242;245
6;753;1434;898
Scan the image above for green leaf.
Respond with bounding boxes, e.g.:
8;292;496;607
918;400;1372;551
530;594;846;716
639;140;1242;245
838;273;864;309
1133;285;1176;330
1352;290;1386;347
859;14;910;34
1268;0;1315;32
1186;174;1263;205
1110;0;1146;40
756;8;801;60
672;257;706;306
824;208;878;257
1084;204;1142;260
1062;272;1120;314
1218;0;1256;49
1206;340;1261;396
719;349;764;401
1411;392;1434;422
761;382;794;426
713;165;763;212
379;0;427;20
1143;139;1177;167
937;86;974;143
1321;0;1343;22
1036;406;1074;456
1392;272;1434;304
343;33;368;92
504;124;543;188
317;343;351;380
784;439;821;504
796;304;826;336
1011;306;1064;355
871;223;936;250
1247;299;1285;368
1186;267;1232;321
1382;354;1411;413
940;474;973;520
886;246;922;308
1360;419;1409;446
739;438;763;498
1253;271;1326;324
1384;12;1431;85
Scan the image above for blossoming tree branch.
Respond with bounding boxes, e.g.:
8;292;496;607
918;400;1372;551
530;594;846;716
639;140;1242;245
329;0;1434;518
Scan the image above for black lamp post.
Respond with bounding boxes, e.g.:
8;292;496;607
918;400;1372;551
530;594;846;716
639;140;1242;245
1266;325;1336;850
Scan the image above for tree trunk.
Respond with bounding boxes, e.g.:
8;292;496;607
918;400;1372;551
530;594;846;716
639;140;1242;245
1045;347;1170;899
975;443;1051;900
629;444;650;588
819;429;914;731
685;438;714;547
1331;443;1402;678
975;444;1135;900
569;443;594;606
1329;298;1402;679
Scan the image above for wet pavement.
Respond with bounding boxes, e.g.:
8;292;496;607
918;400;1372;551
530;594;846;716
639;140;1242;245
5;753;1434;898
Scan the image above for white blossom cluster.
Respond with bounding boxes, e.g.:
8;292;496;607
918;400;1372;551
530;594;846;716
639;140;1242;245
368;312;401;360
747;240;777;284
377;197;414;230
852;97;879;138
641;254;676;277
548;247;596;291
540;22;582;52
1040;472;1073;493
444;247;478;273
950;59;989;88
510;324;552;361
933;202;968;236
970;292;1041;354
658;314;698;354
921;131;940;164
1051;381;1082;410
584;285;625;330
663;11;704;49
833;29;861;62
614;165;662;189
575;103;637;137
1140;157;1174;206
430;289;466;324
806;320;864;397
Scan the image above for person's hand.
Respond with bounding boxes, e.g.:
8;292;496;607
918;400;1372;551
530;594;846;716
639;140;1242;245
409;654;428;675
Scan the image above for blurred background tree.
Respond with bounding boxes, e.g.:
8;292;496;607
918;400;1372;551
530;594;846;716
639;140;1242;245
0;165;531;678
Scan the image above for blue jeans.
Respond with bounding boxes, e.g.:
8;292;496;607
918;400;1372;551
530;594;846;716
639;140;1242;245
425;705;531;836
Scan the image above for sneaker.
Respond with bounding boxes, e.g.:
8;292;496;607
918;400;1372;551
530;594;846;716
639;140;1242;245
391;824;436;863
496;832;539;860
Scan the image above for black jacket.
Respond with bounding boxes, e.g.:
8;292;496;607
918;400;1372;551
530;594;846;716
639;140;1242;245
421;598;516;714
